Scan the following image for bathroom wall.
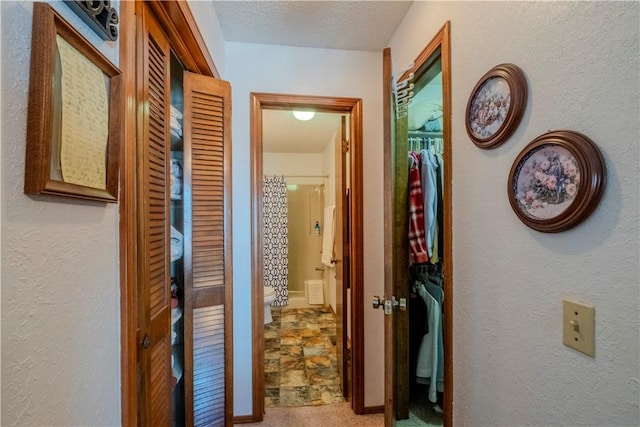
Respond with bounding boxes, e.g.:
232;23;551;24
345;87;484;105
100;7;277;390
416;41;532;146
263;152;325;184
287;185;324;295
264;152;326;300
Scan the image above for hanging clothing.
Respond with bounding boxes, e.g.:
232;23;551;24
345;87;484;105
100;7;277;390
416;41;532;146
431;222;440;264
409;292;429;392
421;276;445;394
407;137;445;401
408;152;429;264
420;149;439;258
433;145;445;264
415;282;441;403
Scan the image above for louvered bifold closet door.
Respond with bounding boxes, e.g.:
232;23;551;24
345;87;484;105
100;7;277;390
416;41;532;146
183;71;233;427
137;7;172;427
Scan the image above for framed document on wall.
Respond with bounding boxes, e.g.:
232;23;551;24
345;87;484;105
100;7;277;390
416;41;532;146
24;2;122;202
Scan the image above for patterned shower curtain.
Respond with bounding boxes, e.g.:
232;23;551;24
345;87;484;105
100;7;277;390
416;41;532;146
263;176;288;306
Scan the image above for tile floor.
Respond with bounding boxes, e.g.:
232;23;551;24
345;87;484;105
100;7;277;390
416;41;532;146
264;306;345;407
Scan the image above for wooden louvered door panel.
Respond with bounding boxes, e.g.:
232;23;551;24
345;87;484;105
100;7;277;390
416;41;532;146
137;6;172;427
183;72;232;427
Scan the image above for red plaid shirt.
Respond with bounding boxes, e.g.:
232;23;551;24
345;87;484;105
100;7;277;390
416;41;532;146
408;152;429;264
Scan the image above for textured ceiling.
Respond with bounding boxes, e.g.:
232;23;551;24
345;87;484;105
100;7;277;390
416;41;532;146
212;1;413;51
212;1;411;154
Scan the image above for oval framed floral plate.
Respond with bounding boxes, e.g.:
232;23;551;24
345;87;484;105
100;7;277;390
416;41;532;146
465;63;528;149
508;130;606;233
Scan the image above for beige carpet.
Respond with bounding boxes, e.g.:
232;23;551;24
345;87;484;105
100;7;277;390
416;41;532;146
235;402;384;426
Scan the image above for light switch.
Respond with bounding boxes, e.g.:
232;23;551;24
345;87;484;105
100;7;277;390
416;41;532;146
562;299;595;357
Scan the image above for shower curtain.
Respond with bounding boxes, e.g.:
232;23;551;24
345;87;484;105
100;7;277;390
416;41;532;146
263;176;288;306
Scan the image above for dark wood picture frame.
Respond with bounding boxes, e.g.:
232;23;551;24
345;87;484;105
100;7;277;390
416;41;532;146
24;2;121;202
465;63;527;149
508;130;606;233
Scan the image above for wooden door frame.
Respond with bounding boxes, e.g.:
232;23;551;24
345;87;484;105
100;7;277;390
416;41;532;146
382;47;394;427
384;21;453;426
249;93;365;421
119;2;220;425
404;22;453;427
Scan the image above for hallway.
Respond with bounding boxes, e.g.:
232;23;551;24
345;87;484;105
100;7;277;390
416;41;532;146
236;402;383;426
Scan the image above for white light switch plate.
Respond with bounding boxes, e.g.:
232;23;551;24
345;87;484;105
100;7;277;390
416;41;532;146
563;299;595;357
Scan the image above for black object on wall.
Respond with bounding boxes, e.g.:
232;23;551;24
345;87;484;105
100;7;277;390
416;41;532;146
64;0;119;41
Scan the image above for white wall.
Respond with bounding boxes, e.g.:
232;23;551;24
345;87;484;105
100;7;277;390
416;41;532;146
390;2;639;426
187;0;226;77
1;1;121;426
0;5;4;417
225;41;385;414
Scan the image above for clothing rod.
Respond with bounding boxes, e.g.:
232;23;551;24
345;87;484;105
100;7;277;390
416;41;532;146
408;131;443;137
264;174;329;178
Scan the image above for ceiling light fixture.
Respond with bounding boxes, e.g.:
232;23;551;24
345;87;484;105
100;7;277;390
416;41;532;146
293;110;315;121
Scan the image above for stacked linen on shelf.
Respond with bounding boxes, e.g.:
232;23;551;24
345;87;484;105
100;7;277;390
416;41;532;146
170;225;183;262
408;101;443;132
170;105;183;138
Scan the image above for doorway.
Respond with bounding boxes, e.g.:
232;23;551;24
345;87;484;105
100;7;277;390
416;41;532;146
383;22;453;427
250;93;365;421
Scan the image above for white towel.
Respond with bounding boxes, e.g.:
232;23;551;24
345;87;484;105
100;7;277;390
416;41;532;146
321;205;336;267
306;280;325;305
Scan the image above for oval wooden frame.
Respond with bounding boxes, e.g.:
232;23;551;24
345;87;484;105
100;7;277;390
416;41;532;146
465;63;527;149
508;130;606;233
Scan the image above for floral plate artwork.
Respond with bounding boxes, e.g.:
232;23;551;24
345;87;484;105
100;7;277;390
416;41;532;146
465;63;527;149
508;130;606;233
513;145;580;220
468;77;510;140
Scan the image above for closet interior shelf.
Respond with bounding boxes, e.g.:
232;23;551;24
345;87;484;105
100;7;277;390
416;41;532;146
408;131;443;138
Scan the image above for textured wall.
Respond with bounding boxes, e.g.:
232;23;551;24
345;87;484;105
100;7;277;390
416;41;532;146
224;42;384;414
1;1;121;425
390;2;640;426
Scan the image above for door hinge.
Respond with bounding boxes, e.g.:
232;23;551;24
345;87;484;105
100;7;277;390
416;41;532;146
342;139;350;154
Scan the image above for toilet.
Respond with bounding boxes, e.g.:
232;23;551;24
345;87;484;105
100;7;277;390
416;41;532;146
264;286;277;324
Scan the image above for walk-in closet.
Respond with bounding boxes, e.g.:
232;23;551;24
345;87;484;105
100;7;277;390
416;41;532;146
403;46;446;426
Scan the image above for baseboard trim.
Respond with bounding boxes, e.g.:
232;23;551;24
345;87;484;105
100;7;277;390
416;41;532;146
234;414;259;424
363;405;384;414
